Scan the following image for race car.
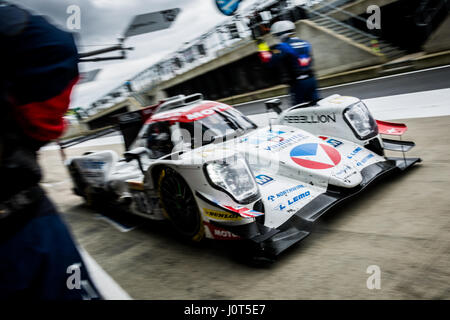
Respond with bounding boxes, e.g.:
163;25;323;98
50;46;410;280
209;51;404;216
67;93;420;258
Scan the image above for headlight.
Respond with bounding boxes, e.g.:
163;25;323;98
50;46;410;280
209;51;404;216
344;102;378;140
204;156;260;204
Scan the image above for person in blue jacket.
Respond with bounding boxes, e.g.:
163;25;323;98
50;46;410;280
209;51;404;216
0;2;101;300
258;20;319;106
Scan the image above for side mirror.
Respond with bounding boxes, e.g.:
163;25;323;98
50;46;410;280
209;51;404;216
265;99;282;115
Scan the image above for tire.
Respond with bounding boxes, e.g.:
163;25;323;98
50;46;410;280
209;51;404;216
157;167;204;241
68;162;87;198
68;163;97;207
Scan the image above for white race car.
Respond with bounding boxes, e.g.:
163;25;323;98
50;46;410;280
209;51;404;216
66;94;420;258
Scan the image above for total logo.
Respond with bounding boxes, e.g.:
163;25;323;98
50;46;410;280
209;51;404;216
290;143;341;170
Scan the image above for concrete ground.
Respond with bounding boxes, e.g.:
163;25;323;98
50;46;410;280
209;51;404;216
37;115;450;300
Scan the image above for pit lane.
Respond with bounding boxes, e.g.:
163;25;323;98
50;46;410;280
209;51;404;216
38;93;450;299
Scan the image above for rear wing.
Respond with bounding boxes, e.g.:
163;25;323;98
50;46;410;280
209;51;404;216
117;93;204;150
59;126;117;150
57;126;118;162
154;93;203;114
59;93;205;153
58;102;161;154
59;102;161;153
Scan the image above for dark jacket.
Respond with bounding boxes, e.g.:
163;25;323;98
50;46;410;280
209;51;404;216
0;2;79;201
266;36;315;83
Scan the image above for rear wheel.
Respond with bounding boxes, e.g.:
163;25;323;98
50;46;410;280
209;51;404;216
68;162;87;198
157;167;204;241
68;163;99;207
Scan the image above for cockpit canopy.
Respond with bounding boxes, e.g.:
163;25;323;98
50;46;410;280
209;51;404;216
132;100;257;158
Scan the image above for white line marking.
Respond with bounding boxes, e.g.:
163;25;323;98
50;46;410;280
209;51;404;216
40;179;71;188
78;246;132;300
41;135;124;151
233;64;450;107
93;214;136;233
362;88;450;120
247;88;450;126
320;64;450;90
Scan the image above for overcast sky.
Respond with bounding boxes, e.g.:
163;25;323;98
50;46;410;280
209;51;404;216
8;0;266;107
10;0;265;71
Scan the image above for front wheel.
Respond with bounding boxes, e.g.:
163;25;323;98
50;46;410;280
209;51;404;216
68;162;87;198
158;167;204;241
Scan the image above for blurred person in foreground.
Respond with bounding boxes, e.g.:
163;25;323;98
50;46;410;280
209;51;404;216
258;20;319;106
0;2;101;300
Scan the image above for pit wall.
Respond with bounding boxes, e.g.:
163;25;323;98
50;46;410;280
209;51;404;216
146;19;383;103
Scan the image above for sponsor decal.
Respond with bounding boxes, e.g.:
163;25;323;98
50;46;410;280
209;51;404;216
222;205;264;218
287;191;311;206
376;120;407;136
291;41;309;49
83;172;104;179
198;191;263;219
284;113;336;124
347;147;362;159
278;190;311;211
150;102;231;123
203;208;241;221
387;128;401;134
267;184;305;202
255;174;274;185
356;154;375;167
204;222;241;240
80;160;105;170
242;130;285;145
264;133;307;152
298;56;311;67
319;136;343;148
334;165;357;181
268;135;284;143
290;143;341;170
213;229;240;240
185;104;230;120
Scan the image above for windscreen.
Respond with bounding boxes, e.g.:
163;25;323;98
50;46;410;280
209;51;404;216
179;108;256;148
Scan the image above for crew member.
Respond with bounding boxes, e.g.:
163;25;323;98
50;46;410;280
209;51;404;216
258;20;319;106
0;2;100;299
